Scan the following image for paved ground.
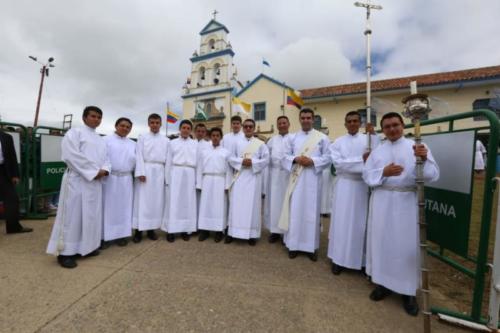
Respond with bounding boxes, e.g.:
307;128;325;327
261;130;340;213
0;218;469;333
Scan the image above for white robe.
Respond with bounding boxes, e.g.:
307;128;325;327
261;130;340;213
196;139;212;218
327;133;379;269
132;132;169;231
282;130;331;253
363;137;439;296
475;140;486;170
320;167;334;214
162;137;198;233
196;144;232;232
102;133;136;241
264;133;291;234
222;131;245;161
227;137;269;239
47;125;110;256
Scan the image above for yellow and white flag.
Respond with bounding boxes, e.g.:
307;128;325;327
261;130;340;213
232;96;251;114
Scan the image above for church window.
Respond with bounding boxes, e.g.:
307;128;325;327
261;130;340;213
206;102;212;115
213;63;221;84
199;66;206;82
253;102;266;121
473;98;500;121
313;115;322;130
357;108;377;125
208;39;216;51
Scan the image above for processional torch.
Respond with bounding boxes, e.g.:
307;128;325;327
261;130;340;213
402;81;432;333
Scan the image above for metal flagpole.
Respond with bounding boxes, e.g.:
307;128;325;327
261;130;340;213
402;81;432;333
166;102;169;137
354;1;382;151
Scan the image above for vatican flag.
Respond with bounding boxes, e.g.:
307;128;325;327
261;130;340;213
232;96;251;114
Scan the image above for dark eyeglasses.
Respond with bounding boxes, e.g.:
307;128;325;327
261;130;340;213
243;125;254;129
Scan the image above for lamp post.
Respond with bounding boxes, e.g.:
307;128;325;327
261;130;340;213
354;1;382;151
29;56;55;127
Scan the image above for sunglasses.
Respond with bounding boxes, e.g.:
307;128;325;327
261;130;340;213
243;125;254;129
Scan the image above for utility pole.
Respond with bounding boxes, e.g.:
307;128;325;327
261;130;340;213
29;56;55;127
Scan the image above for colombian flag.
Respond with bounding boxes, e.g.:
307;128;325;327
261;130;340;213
166;104;179;124
286;89;304;110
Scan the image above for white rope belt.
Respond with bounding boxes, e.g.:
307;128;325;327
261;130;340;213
337;173;363;181
145;161;165;165
377;185;417;192
173;163;195;168
111;170;132;177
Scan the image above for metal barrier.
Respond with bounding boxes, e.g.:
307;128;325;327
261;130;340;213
404;109;499;327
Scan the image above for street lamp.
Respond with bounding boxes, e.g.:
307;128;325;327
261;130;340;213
29;56;55;127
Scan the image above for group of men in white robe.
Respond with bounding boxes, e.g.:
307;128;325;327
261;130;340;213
46;105;439;318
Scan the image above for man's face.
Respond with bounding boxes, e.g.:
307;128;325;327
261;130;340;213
148;118;161;133
83;111;102;129
345;115;361;135
382;117;404;142
299;112;313;131
195;126;207;140
231;121;241;133
277;118;290;135
115;121;132;138
180;123;192;138
211;131;222;146
243;121;255;137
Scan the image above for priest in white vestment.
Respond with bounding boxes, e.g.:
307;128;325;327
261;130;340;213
132;113;169;243
47;106;110;269
327;111;379;275
363;112;439;316
279;109;331;261
222;115;245;160
226;119;269;245
162;120;198;242
264;115;291;243
197;127;232;242
102;118;136;248
194;123;211;219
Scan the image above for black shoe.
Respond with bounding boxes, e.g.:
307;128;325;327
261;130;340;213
86;249;100;257
133;230;142;243
402;296;419;316
224;235;233;244
214;232;224;243
331;263;343;275
288;251;298;259
116;238;128;247
268;233;281;243
198;231;209;242
370;285;393;301
57;255;77;269
147;230;158;241
100;240;111;250
248;238;257;246
6;227;33;234
181;232;190;241
307;251;318;262
166;233;175;243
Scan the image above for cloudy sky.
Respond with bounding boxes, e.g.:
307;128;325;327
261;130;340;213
1;0;499;135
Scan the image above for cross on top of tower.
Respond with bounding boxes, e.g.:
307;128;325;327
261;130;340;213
212;9;218;20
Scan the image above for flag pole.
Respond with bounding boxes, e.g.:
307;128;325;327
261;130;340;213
166;102;169;137
282;84;286;116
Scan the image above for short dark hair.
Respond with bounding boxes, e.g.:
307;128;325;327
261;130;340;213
148;113;161;121
277;115;289;123
194;123;206;130
243;118;256;127
299;108;314;117
231;115;242;123
344;111;361;122
210;127;223;137
179;119;193;129
380;112;404;128
82;106;102;118
115;117;133;127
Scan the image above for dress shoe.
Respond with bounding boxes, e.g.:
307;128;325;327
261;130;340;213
7;227;33;234
370;285;393;301
116;238;128;247
307;251;318;262
166;233;175;243
268;233;281;243
288;251;298;259
86;249;100;257
248;238;256;246
198;230;209;242
402;296;419;316
214;232;224;243
331;263;344;275
133;230;142;243
181;232;190;241
147;230;158;241
224;235;233;244
100;240;111;250
57;255;77;269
